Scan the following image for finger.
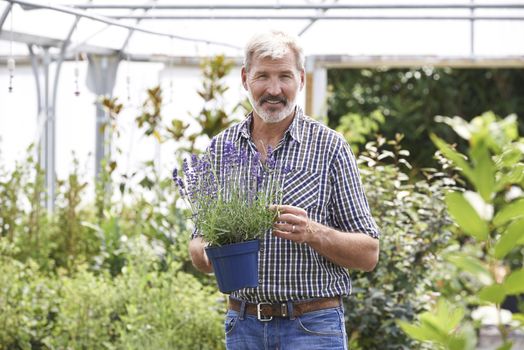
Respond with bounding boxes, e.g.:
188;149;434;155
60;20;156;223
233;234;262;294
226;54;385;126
272;229;302;242
271;204;307;216
272;222;296;232
274;213;301;224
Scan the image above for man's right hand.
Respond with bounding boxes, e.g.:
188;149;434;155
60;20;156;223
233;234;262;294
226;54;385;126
188;236;214;273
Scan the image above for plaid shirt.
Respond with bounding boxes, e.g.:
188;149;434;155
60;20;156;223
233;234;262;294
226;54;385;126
207;106;379;303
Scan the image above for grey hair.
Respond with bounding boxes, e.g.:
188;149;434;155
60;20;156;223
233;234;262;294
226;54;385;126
243;30;305;72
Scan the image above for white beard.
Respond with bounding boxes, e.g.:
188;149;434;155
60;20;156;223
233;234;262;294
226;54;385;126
247;90;297;124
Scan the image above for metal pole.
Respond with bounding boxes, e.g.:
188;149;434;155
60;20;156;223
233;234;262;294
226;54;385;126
40;47;56;212
0;3;13;32
105;15;524;21
120;1;157;52
28;44;42;114
6;0;241;50
52;16;81;114
70;4;524;10
298;0;334;37
470;0;475;56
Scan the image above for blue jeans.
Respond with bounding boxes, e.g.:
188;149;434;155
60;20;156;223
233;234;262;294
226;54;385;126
224;305;348;349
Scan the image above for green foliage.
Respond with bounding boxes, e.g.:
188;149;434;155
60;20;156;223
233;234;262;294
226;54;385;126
0;55;250;349
0;239;224;350
54;159;98;271
346;137;453;350
336;109;385;153
136;86;164;141
402;112;524;349
0;246;58;349
51;268;121;349
328;68;524;170
182;55;248;154
196;55;238;137
398;299;477;350
116;245;224;349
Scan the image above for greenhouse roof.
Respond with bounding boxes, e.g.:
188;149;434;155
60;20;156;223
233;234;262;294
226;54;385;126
2;0;524;65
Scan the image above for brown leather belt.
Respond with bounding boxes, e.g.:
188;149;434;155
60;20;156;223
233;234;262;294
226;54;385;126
228;296;341;321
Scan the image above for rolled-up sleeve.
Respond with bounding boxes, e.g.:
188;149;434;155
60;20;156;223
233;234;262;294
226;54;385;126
329;142;380;238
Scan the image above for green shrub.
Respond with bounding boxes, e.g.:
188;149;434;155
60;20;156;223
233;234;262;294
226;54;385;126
328;68;524;171
400;112;524;349
116;238;224;350
346;137;453;350
0;242;58;349
49;268;122;350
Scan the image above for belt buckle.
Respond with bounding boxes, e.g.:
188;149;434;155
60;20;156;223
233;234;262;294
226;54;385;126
257;302;273;322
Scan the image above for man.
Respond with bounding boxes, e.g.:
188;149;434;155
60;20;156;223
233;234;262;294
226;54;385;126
189;30;380;350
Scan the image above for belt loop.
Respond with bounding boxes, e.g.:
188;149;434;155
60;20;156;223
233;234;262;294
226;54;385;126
239;300;247;320
287;300;295;320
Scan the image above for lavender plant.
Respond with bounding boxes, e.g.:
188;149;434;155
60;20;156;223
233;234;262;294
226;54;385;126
173;141;288;246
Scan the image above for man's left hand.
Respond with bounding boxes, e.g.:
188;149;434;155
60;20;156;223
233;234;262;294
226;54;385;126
270;204;315;244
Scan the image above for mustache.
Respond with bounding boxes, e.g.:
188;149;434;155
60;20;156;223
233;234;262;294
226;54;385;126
259;95;287;105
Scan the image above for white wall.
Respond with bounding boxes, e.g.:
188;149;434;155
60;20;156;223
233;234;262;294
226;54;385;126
0;60;305;191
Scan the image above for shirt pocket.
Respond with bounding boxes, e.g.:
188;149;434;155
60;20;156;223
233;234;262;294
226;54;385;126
281;168;321;210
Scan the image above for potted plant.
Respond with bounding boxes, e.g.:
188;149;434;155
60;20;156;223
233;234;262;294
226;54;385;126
172;141;287;293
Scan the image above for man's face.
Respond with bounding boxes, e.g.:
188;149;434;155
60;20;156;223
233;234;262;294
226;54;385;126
242;51;304;124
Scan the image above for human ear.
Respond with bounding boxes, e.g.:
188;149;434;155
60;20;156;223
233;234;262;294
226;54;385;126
241;66;248;90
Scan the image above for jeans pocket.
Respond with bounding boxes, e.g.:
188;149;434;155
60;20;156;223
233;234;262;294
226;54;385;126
296;307;344;336
224;310;239;335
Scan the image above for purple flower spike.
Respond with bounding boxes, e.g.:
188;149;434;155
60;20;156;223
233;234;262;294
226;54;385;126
172;167;178;182
191;154;199;168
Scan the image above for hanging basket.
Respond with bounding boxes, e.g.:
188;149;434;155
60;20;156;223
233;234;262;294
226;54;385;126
205;239;260;293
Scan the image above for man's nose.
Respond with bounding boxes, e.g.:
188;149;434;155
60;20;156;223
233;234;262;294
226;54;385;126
266;77;283;96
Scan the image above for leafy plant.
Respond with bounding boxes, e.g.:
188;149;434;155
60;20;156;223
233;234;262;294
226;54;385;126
0;243;58;349
116;244;224;349
346;137;453;350
401;112;524;349
398;299;477;350
136;86;164;141
173;141;285;246
336;109;385;153
328;68;524;171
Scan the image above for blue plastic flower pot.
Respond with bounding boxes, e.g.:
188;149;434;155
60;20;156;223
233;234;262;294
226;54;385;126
205;240;260;293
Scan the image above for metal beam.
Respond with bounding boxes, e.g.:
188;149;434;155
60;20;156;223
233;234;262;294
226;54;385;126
298;0;334;37
0;54;244;65
29;45;56;213
0;2;12;32
4;54;524;68
120;1;158;52
6;0;241;49
28;44;42;119
68;4;524;10
106;15;524;20
470;0;475;57
312;55;524;68
0;30;121;55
